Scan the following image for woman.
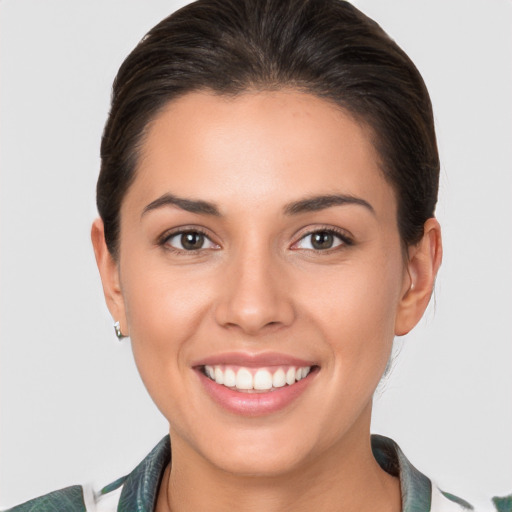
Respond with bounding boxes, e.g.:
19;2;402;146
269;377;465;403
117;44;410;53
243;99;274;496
3;0;510;511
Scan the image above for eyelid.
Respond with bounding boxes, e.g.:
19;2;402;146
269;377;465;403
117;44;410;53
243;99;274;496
158;226;220;252
157;224;352;253
290;225;354;251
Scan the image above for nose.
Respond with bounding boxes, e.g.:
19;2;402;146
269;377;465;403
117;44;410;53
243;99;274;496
214;246;296;335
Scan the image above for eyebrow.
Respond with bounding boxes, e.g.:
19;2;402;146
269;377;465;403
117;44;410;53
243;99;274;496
141;192;374;218
283;194;375;215
141;193;221;217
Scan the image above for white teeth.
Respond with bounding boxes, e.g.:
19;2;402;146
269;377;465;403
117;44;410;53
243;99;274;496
254;369;273;390
214;367;224;385
272;368;286;388
224;368;236;387
204;364;313;391
235;368;253;390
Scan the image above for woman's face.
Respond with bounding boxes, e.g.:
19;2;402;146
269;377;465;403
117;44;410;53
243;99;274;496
112;90;412;475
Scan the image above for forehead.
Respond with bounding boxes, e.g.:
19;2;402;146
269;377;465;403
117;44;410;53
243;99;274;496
126;89;396;219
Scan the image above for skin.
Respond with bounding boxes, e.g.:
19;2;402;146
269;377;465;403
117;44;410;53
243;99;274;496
92;90;442;512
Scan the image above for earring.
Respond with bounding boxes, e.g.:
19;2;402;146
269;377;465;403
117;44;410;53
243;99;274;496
114;321;126;340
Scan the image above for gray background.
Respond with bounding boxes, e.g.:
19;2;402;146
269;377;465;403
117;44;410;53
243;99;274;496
1;0;511;509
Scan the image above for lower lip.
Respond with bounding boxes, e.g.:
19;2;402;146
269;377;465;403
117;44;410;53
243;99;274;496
196;369;317;416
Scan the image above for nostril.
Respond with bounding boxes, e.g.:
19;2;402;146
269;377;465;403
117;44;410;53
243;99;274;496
213;279;296;333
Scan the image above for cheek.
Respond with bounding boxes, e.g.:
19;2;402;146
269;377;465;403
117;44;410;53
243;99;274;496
296;249;404;367
119;262;221;425
123;250;216;328
120;259;214;379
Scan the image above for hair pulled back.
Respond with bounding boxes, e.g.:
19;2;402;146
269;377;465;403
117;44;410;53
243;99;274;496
98;0;439;258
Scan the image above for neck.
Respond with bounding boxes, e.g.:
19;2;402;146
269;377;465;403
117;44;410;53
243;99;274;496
156;407;400;512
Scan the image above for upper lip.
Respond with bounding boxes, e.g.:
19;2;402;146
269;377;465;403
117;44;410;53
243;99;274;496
192;351;318;368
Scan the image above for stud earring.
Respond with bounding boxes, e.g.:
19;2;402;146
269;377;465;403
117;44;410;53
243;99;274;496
114;321;126;340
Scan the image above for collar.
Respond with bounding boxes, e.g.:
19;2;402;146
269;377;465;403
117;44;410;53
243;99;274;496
372;434;432;512
115;436;171;511
112;434;433;512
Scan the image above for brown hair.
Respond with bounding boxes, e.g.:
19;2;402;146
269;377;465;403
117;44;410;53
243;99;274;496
98;0;439;258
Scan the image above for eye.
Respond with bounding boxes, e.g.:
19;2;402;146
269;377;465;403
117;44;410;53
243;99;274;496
163;230;219;252
293;229;351;251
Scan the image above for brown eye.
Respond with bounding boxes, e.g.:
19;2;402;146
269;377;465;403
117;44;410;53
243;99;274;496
311;231;335;250
164;230;218;251
294;229;350;251
181;232;205;250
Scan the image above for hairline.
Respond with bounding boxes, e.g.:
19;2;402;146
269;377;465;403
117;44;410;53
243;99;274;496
110;85;408;260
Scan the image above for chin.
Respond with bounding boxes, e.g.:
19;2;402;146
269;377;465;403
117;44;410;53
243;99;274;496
209;445;308;478
188;421;322;478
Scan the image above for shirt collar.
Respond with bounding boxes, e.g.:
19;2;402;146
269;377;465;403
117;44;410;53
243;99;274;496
117;436;170;512
372;434;432;512
117;434;431;512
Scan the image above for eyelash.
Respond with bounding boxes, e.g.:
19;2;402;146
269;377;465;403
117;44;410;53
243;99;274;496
158;226;353;254
159;227;218;254
292;227;354;252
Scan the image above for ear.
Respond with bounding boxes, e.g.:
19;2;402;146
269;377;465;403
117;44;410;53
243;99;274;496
395;218;443;336
91;218;128;336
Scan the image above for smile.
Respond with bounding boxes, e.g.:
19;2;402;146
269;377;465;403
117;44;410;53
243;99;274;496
194;353;319;415
203;365;312;392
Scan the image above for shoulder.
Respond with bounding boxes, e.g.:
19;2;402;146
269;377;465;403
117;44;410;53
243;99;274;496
432;489;512;512
371;434;511;512
2;436;169;512
3;485;87;512
2;478;126;512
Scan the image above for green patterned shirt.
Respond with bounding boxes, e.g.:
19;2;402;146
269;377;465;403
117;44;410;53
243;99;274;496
4;435;509;511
